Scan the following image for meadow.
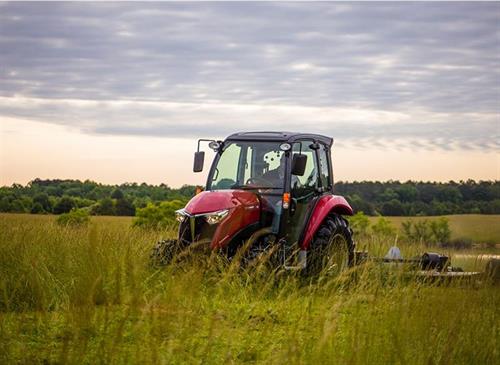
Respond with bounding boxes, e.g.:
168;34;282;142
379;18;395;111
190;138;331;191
0;213;498;364
366;214;500;245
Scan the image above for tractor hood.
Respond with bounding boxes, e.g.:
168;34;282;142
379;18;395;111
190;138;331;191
184;190;259;215
183;190;260;249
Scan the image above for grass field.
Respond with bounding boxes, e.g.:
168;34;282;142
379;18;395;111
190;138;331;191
367;214;500;244
0;213;499;364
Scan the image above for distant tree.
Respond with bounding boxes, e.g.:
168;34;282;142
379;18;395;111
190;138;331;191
53;196;76;214
30;203;45;214
111;188;124;200
92;198;115;216
10;200;27;213
348;194;375;215
33;193;52;213
115;198;135;216
381;199;405;216
0;197;12;212
378;188;399;202
437;186;462;203
396;185;419;202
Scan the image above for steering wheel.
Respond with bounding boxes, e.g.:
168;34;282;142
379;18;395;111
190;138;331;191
246;176;271;186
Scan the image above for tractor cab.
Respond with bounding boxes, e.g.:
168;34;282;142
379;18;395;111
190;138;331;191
188;132;341;247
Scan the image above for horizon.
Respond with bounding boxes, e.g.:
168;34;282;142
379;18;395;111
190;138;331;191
2;175;498;190
1;2;499;185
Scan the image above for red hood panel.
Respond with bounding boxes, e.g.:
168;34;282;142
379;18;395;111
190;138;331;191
184;190;261;249
185;190;259;215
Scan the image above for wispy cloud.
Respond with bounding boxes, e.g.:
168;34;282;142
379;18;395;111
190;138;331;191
0;2;498;151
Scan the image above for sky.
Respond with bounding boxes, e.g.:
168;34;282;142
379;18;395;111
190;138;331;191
0;2;499;187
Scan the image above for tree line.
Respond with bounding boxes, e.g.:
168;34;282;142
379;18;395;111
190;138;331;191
0;179;195;216
0;178;498;216
335;180;500;216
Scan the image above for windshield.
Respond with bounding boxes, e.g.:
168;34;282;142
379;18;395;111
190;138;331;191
209;141;286;191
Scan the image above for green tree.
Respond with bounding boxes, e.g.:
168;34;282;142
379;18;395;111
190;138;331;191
381;199;405;216
92;198;115;216
33;193;52;213
378;188;399;202
396;185;418;202
115;198;135;216
53;196;76;214
111;188;124;200
30;203;45;214
0;197;12;212
133;200;185;230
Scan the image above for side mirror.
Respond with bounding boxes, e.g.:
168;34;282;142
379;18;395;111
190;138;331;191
291;154;307;176
193;151;205;172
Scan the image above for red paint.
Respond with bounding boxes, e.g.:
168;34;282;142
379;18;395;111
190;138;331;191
301;195;353;250
184;190;260;249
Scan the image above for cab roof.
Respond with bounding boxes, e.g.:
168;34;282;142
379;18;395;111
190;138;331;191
226;131;333;146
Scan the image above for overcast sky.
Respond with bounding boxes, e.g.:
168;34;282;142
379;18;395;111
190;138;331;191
0;2;499;186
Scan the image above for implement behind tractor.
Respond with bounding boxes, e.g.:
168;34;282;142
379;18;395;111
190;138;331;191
152;131;500;282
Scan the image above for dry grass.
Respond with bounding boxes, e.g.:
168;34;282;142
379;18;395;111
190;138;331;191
0;213;498;364
368;214;500;244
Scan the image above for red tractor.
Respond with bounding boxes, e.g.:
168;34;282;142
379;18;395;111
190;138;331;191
152;132;355;274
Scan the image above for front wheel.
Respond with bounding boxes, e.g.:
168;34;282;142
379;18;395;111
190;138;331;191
306;214;354;277
150;239;178;266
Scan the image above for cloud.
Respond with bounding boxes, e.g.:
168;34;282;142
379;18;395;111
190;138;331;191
0;96;497;151
0;2;498;151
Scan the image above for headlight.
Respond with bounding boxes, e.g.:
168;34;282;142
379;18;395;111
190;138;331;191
204;209;229;225
175;209;188;223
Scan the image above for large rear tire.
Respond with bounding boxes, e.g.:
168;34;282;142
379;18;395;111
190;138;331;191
306;214;354;277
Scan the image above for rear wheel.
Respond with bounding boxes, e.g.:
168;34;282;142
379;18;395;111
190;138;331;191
306;214;354;276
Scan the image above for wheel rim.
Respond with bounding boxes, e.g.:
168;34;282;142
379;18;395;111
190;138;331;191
321;233;349;276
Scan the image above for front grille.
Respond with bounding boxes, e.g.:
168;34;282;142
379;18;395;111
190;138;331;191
179;216;217;246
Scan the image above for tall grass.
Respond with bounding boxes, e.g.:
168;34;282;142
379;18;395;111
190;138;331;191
0;214;498;364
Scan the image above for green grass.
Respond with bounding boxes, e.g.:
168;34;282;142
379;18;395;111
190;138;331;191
0;213;499;364
369;214;500;244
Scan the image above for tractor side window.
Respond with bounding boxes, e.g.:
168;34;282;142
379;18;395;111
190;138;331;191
291;142;318;194
318;144;331;189
212;143;241;189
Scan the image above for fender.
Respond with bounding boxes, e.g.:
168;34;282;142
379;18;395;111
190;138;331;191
300;195;353;250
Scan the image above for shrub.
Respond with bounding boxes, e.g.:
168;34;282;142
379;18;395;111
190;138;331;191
56;208;90;226
348;211;370;237
401;218;451;245
133;200;185;230
371;217;396;238
413;220;433;243
430;217;451;244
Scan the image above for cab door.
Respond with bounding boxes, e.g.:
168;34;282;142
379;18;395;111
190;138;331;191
285;140;320;245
